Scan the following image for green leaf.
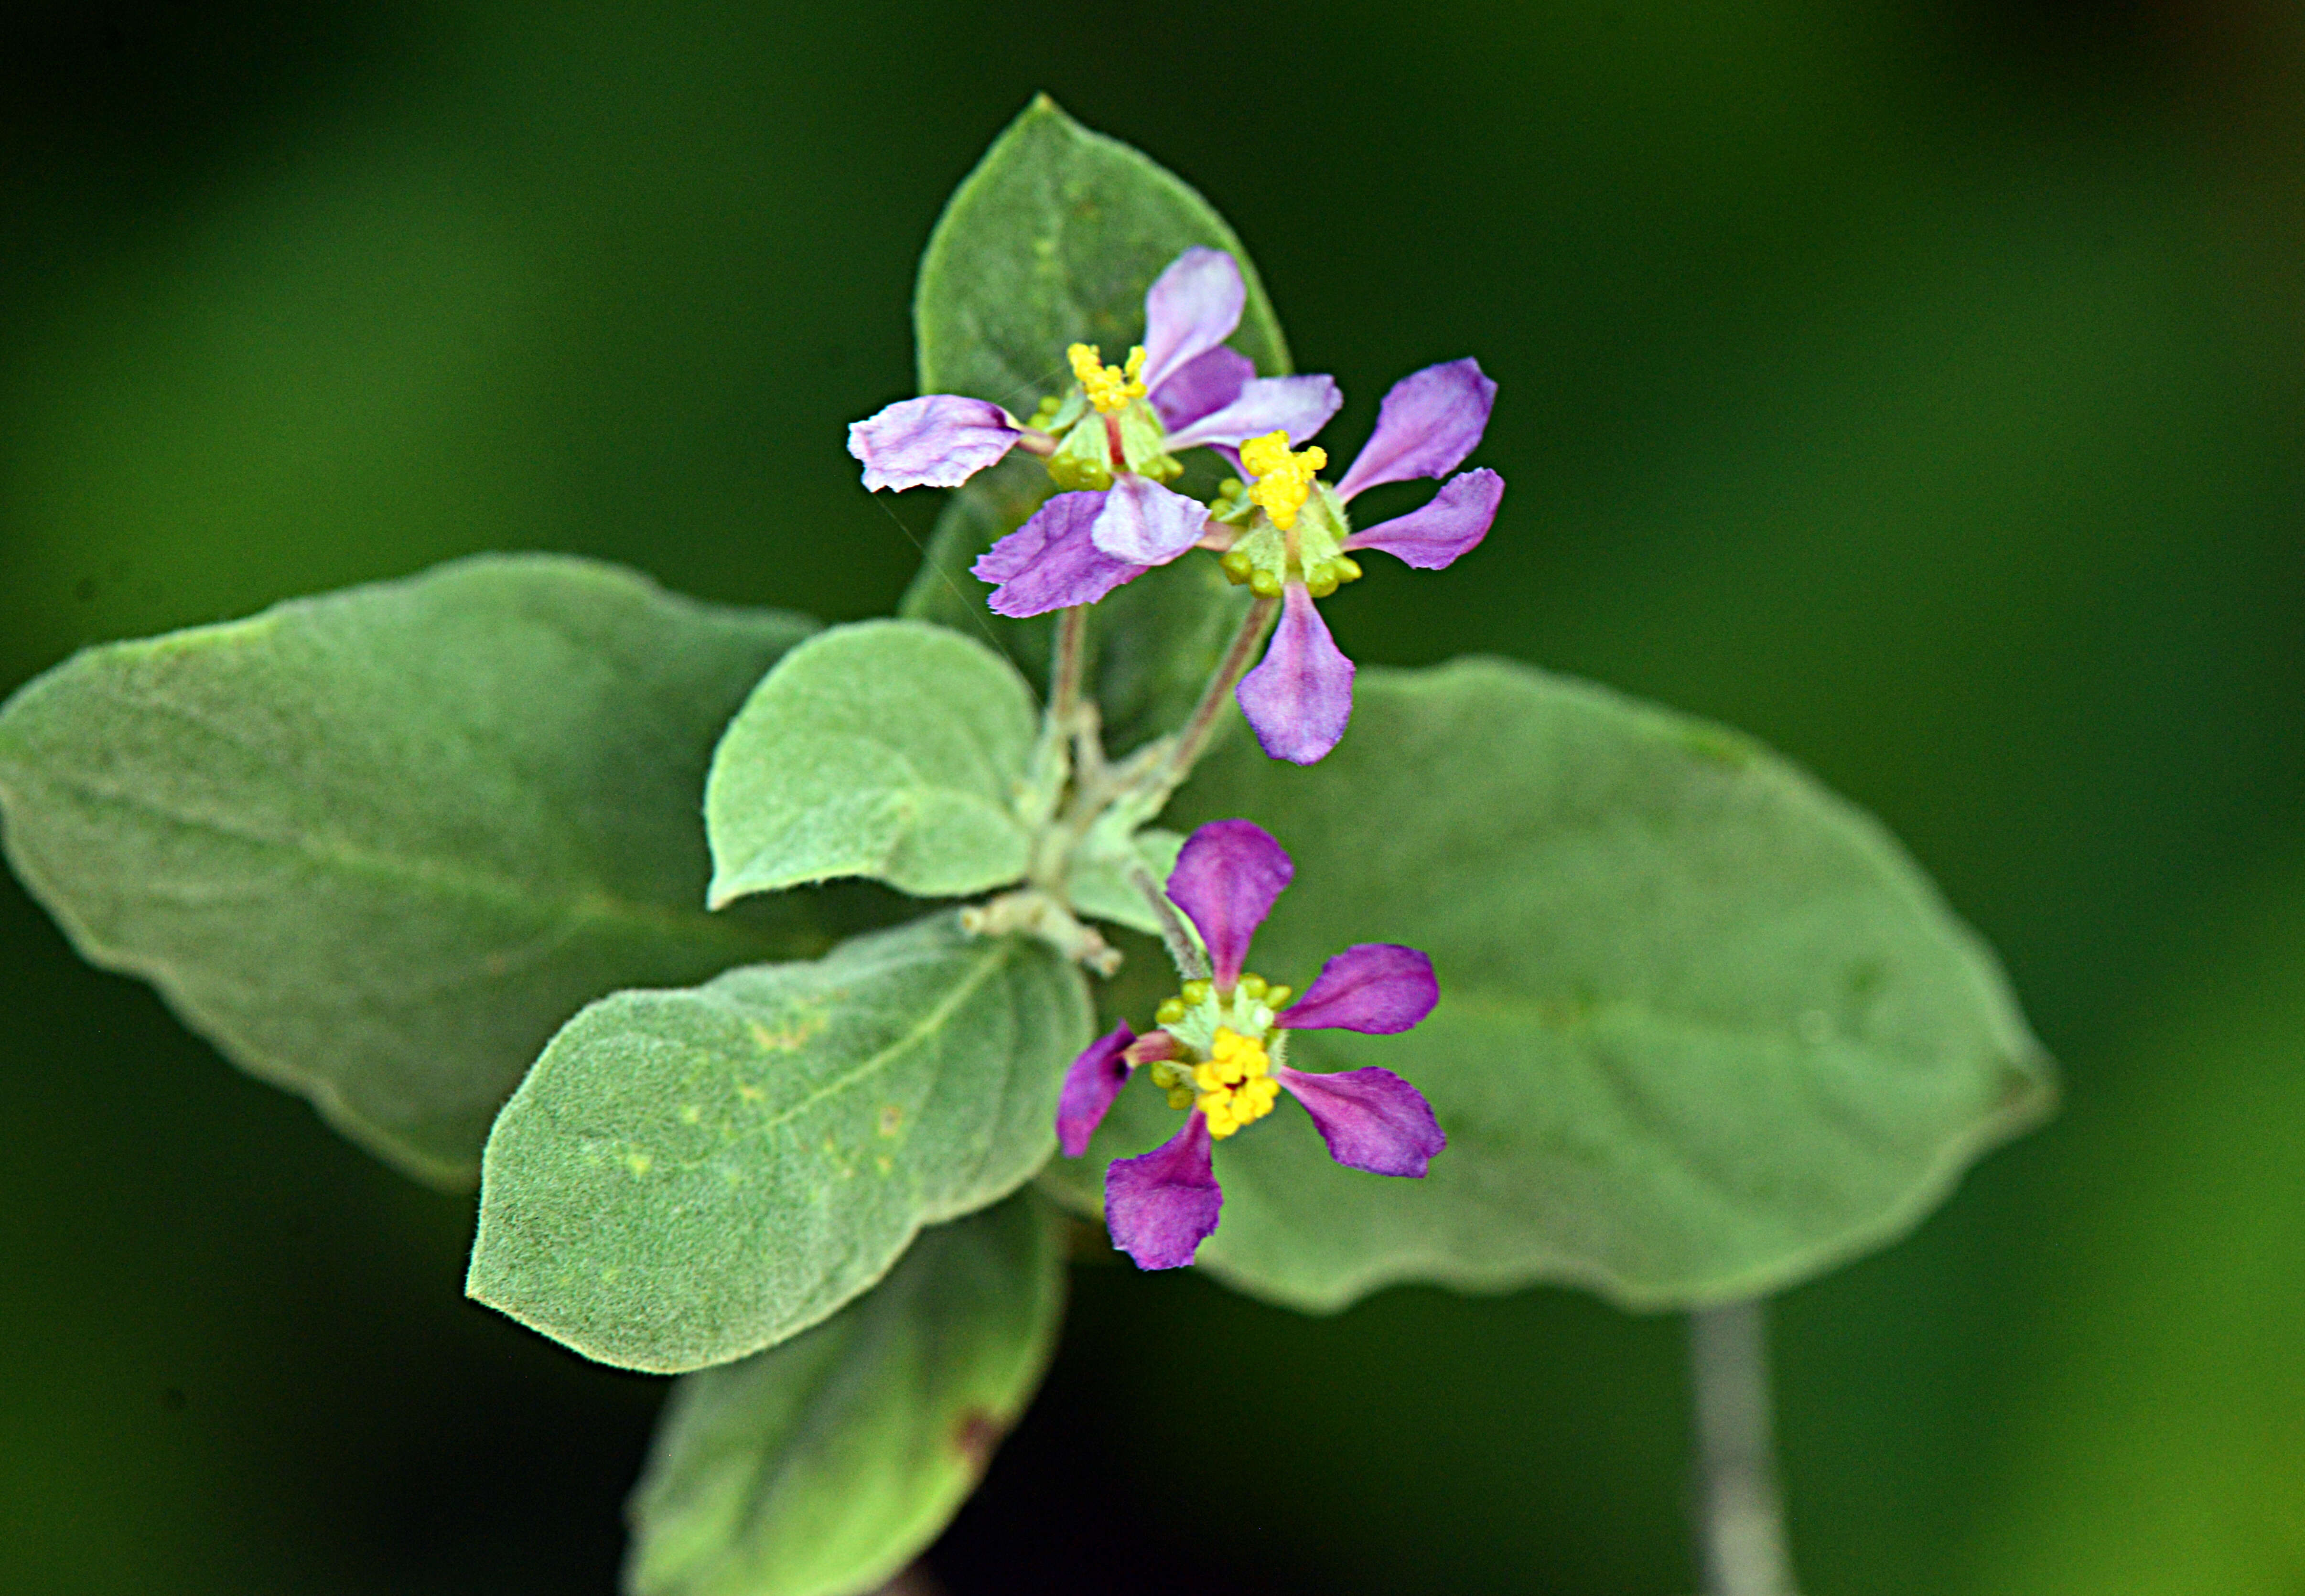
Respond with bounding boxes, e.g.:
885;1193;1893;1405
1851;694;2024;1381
914;93;1290;407
1063;826;1185;938
625;1193;1065;1596
705;621;1038;905
1041;659;2054;1312
467;911;1090;1373
0;555;819;1188
896;457;1254;759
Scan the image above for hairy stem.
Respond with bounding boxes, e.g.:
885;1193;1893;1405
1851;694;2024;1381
1024;606;1092;834
1129;863;1208;981
1689;1301;1800;1596
1150;595;1278;803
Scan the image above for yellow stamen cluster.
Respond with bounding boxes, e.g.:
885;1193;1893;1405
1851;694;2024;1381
1194;1027;1280;1138
1067;343;1148;415
1240;431;1327;532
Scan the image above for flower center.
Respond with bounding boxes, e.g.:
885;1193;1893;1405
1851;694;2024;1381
1147;974;1296;1137
1068;343;1149;415
1240;431;1327;531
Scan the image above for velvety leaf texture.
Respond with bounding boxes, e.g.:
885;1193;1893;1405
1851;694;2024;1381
624;1194;1065;1596
1041;659;2055;1311
705;621;1038;904
467;913;1090;1373
897;457;1253;759
0;555;819;1188
913;94;1290;409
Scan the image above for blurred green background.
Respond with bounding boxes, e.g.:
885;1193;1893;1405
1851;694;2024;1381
3;0;2301;1591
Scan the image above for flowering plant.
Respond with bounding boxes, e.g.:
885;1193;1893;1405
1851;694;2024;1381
0;96;2050;1596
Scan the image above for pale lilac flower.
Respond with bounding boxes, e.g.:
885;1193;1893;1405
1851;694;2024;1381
846;248;1340;616
1057;820;1444;1271
1215;359;1504;764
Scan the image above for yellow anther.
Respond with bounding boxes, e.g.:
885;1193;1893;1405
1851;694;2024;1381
1240;431;1327;532
1067;342;1149;415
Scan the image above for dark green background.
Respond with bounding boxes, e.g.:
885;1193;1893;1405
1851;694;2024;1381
4;1;2300;1591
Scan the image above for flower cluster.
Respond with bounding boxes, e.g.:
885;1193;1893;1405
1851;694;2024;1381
1056;821;1445;1269
848;247;1503;768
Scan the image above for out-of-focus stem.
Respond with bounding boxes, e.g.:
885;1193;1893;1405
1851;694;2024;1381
1689;1301;1800;1596
1129;863;1207;981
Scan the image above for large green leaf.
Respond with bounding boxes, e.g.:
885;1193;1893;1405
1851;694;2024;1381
705;621;1037;905
467;912;1090;1373
896;457;1253;760
0;555;819;1188
914;94;1290;407
625;1193;1065;1596
1041;659;2054;1311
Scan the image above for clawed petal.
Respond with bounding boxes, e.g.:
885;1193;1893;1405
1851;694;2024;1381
1089;473;1210;565
1058;1023;1135;1157
1334;359;1497;502
973;492;1147;617
848;395;1021;492
1104;1112;1222;1269
1165;375;1345;452
1151;345;1255;432
1342;469;1503;571
1165;819;1293;990
1276;944;1438;1034
1274;1066;1446;1177
1236;582;1355;765
1139;247;1246;396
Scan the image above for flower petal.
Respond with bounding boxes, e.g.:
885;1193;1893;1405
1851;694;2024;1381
1104;1112;1222;1270
973;492;1147;617
1165;375;1344;452
1333;358;1497;502
1058;1023;1135;1157
1276;944;1438;1034
1236;581;1355;766
1088;473;1210;565
1151;345;1255;432
1139;247;1246;396
1274;1066;1446;1178
1341;469;1503;570
1165;819;1293;991
848;395;1021;492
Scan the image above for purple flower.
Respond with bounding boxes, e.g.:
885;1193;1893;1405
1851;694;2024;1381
846;248;1342;616
1056;820;1444;1271
1215;359;1505;764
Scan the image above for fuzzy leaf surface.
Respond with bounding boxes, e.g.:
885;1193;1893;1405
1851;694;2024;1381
468;913;1090;1372
625;1194;1064;1596
0;555;818;1187
706;621;1038;904
1042;659;2055;1311
913;94;1290;408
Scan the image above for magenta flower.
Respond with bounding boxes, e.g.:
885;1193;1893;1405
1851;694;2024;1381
1210;359;1505;764
847;247;1341;618
1057;820;1445;1271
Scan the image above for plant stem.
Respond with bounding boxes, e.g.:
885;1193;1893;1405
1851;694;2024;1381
1049;604;1088;738
1168;596;1276;783
1689;1301;1800;1596
1024;606;1092;833
1129;863;1208;981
